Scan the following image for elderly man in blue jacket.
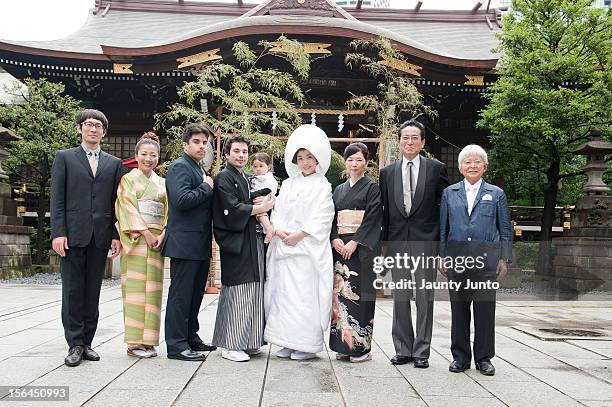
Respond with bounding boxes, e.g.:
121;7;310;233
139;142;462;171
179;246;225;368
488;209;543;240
439;144;512;376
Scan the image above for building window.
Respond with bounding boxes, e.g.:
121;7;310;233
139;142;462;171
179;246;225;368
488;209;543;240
440;146;461;183
103;135;168;160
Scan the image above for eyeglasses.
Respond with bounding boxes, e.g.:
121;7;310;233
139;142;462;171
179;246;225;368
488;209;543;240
82;122;104;130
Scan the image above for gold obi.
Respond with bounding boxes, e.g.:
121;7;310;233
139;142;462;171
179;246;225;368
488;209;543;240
337;209;365;235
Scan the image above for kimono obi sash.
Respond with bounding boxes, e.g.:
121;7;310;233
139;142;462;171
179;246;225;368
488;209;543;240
138;199;165;230
337;209;365;235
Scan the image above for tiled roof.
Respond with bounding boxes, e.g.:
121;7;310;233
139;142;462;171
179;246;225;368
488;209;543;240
0;3;500;61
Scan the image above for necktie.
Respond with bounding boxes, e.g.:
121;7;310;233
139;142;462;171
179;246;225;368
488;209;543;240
88;152;97;176
403;161;413;215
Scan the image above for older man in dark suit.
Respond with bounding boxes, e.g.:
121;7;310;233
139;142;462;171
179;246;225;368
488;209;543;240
51;109;124;367
379;119;449;368
439;144;512;376
162;123;218;361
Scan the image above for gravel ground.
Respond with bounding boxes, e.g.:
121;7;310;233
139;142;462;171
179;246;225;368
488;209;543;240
0;272;121;287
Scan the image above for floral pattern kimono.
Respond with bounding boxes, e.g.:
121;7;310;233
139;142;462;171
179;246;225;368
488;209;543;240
329;176;382;357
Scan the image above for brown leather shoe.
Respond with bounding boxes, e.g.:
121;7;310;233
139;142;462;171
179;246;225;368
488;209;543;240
83;346;100;361
65;346;84;367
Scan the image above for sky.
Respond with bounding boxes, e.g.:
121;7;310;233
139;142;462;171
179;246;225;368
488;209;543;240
0;0;505;41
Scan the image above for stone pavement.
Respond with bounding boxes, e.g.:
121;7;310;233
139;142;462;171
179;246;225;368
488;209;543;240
0;281;611;407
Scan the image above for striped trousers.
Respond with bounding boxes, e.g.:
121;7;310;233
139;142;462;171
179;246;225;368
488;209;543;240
212;237;265;350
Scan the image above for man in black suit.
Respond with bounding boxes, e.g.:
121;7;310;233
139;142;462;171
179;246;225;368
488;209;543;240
51;109;124;367
379;119;449;368
162;123;217;361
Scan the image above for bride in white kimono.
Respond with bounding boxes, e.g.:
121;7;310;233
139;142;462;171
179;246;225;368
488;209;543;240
264;124;335;360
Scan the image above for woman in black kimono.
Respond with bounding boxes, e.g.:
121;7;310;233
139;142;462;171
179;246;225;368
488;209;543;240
329;142;382;363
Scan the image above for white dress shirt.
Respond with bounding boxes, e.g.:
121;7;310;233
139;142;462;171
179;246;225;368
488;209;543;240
81;144;100;159
465;178;483;216
401;155;420;194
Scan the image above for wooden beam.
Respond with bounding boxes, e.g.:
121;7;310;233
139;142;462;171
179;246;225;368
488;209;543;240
269;41;331;55
247;107;366;115
356;0;364;10
176;49;222;68
237;0;243;5
472;1;484;12
272;137;381;143
328;138;380;143
486;0;491;12
415;1;423;11
113;63;133;74
379;56;422;77
464;75;484;86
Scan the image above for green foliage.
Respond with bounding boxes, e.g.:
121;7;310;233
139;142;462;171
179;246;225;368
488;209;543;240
479;0;612;207
327;150;348;188
0;78;82;180
345;38;436;143
29;221;51;260
156;36;311;173
0;77;83;263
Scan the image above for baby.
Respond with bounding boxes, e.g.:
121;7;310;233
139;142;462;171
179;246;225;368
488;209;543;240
250;152;278;243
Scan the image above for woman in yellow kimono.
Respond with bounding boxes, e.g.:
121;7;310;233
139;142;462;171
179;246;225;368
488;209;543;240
115;132;167;358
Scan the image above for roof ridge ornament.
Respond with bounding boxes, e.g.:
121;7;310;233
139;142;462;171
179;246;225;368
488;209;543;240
242;0;356;20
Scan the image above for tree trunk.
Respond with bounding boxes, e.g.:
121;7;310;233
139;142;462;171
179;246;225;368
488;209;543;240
537;159;560;276
35;181;48;265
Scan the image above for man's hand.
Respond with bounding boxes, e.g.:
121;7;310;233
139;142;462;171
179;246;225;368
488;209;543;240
52;237;69;257
496;259;508;281
111;239;122;258
151;230;165;250
261;195;275;212
341;240;358;260
332;238;344;254
203;175;214;189
282;231;305;246
438;264;448;279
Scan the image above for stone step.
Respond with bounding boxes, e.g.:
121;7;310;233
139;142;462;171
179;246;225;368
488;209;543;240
0;215;23;226
0;244;29;256
0;254;32;268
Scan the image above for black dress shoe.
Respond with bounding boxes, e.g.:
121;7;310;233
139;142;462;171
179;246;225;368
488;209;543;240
449;360;470;373
475;359;495;376
189;343;217;352
390;355;414;365
167;349;207;361
413;358;429;368
64;346;84;367
83;346;100;361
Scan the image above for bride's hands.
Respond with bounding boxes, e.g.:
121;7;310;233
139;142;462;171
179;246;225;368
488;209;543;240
282;231;305;246
275;230;289;240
